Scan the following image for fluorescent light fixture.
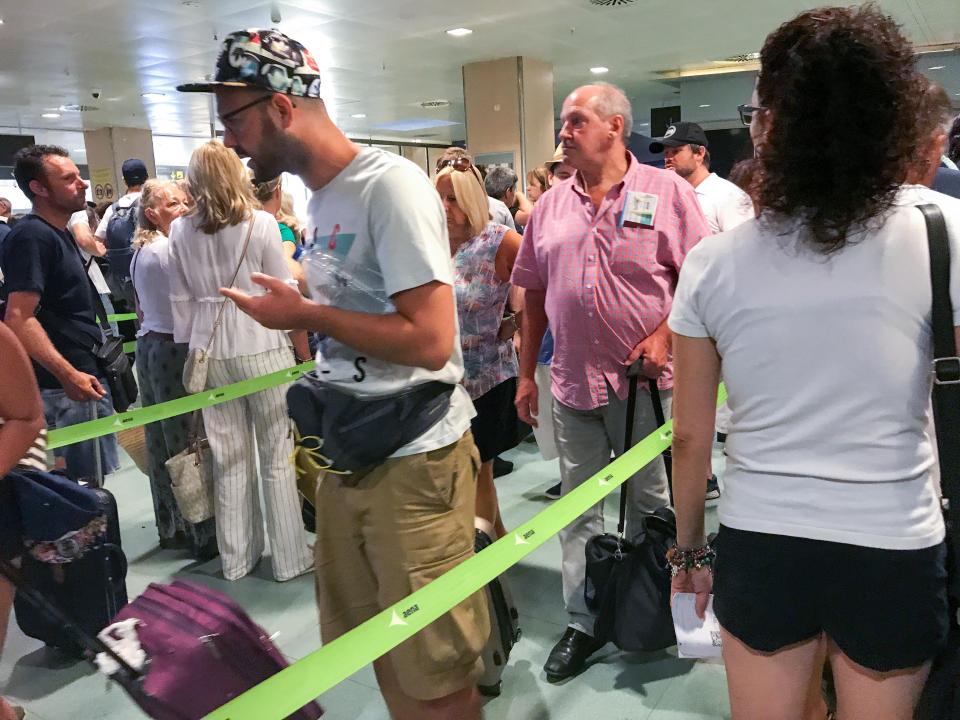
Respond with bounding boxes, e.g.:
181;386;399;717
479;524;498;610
373;118;459;132
72;148;86;153
141;92;166;99
350;113;367;119
446;28;472;37
590;66;609;75
699;104;711;108
41;112;60;118
928;65;946;71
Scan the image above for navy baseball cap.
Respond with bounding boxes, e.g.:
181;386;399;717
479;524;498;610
177;28;321;98
121;158;148;186
649;122;709;153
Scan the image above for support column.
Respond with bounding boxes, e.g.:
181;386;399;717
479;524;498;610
83;127;156;203
462;57;555;188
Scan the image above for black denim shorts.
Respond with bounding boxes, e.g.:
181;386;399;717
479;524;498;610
713;525;949;672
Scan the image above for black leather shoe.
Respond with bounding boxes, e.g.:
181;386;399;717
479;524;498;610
544;627;605;682
492;456;514;478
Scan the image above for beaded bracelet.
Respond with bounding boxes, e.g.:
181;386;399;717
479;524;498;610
665;543;716;577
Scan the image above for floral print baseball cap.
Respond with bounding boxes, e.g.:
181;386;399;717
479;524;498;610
177;28;321;98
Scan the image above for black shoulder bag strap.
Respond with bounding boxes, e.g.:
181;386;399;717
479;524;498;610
920;203;960;604
37;236;113;350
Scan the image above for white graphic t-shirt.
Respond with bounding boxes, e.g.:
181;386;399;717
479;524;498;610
305;147;475;457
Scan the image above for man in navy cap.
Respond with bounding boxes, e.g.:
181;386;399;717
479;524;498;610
651;122;754;235
651;122;754;488
68;157;150;310
180;28;490;719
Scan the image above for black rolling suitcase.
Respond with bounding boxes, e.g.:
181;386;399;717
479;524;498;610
14;406;129;656
475;517;521;697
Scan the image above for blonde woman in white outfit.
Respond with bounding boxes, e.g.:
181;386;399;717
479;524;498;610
168;141;312;582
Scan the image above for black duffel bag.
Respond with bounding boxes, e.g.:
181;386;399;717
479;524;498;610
584;359;677;652
585;506;677;651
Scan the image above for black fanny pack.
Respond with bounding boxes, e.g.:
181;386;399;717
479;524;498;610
286;372;455;476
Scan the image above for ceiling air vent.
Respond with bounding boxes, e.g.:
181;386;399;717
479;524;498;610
721;52;761;63
589;0;636;6
59;104;100;112
420;99;450;109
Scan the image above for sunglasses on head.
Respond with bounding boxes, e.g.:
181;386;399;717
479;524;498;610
436;157;474;173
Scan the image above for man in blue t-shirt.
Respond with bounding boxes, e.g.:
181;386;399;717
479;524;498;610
0;145;118;481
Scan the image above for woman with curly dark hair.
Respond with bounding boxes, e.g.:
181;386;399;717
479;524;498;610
668;6;960;719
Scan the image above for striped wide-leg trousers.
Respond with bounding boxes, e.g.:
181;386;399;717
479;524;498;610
202;347;313;581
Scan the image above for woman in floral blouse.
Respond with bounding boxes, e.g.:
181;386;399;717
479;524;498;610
436;159;522;538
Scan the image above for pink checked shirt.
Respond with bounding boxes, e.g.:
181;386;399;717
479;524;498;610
511;153;709;410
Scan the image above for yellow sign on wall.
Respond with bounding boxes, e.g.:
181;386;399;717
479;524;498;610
90;167;115;201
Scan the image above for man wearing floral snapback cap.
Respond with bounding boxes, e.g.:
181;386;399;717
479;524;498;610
179;29;489;719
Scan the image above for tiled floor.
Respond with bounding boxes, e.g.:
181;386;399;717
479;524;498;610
0;437;731;720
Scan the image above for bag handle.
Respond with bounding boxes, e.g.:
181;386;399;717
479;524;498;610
618;360;641;539
202;216;255;357
921;203;960;605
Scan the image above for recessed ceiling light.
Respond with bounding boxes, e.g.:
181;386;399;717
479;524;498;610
929;65;946;71
446;28;473;37
72;148;86;153
0;19;5;25
351;113;367;119
141;92;166;99
590;66;609;75
699;104;711;108
41;112;60;118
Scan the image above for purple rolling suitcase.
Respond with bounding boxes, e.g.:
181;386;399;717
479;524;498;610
1;558;322;720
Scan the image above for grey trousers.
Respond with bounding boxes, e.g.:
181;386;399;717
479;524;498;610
553;383;672;636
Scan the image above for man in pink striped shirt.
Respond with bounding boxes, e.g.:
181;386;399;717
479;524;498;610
511;82;709;681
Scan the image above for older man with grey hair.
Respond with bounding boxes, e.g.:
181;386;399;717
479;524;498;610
511;82;710;681
485;165;534;229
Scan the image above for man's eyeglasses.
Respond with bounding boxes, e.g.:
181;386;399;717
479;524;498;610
737;104;765;127
436;157;473;173
218;94;273;127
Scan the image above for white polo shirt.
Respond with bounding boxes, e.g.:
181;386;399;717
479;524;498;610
694;172;754;234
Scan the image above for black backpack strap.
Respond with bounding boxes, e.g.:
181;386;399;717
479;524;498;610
920;203;960;602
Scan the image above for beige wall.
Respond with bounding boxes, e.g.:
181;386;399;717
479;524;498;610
519;58;557;178
83;127;156;203
462;56;555;189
